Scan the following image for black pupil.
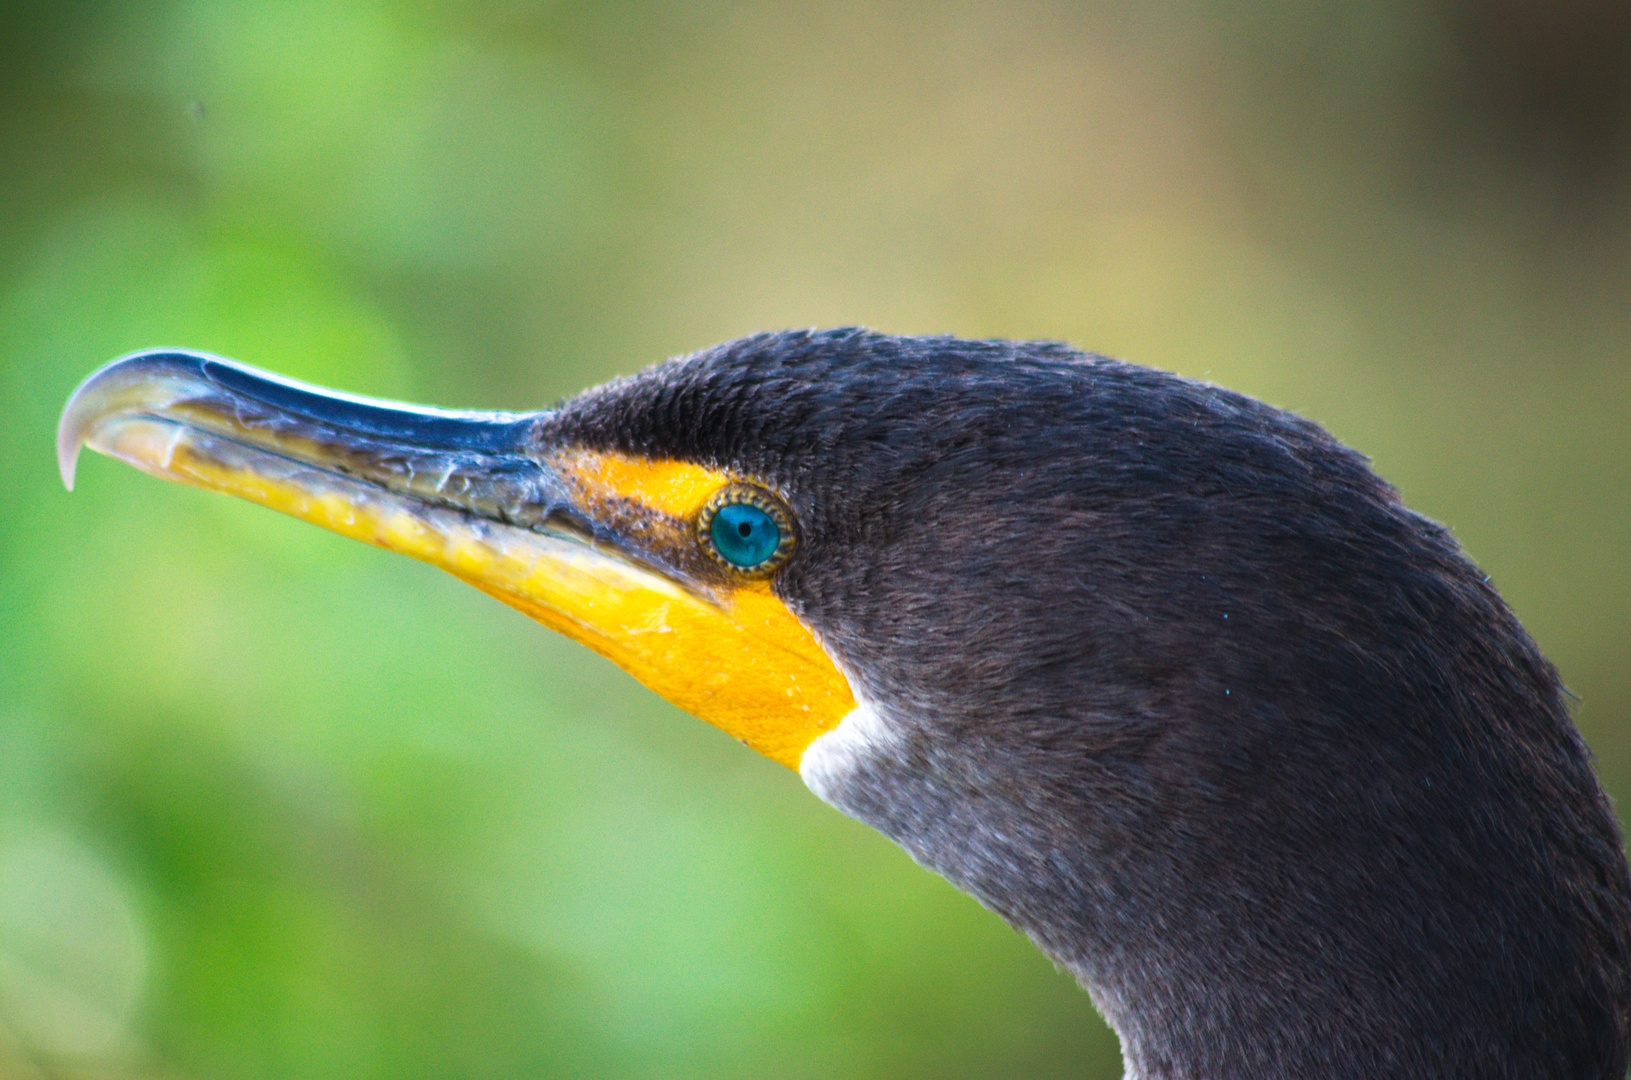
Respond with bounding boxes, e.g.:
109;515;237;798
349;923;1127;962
738;522;753;537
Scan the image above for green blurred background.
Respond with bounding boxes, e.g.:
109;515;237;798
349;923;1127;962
3;1;1628;1077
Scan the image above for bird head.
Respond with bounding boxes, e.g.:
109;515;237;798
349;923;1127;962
58;328;1631;1079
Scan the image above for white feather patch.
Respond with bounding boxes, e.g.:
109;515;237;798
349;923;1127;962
798;693;900;805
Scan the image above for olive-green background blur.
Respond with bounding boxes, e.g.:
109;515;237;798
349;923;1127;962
3;1;1628;1077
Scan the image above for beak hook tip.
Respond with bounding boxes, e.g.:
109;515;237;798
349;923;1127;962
56;385;93;493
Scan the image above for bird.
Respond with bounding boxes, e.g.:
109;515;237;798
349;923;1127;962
58;328;1631;1079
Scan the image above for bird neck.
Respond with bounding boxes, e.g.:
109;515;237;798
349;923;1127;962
800;695;1630;1080
805;719;1289;1080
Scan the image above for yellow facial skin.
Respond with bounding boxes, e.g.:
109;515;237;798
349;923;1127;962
499;447;856;767
59;353;855;770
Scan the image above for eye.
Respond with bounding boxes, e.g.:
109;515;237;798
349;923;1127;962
699;486;795;573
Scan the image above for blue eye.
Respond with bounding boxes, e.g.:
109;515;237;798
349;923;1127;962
711;502;780;568
701;487;794;573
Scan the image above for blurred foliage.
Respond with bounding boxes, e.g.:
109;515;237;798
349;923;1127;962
2;0;1628;1077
